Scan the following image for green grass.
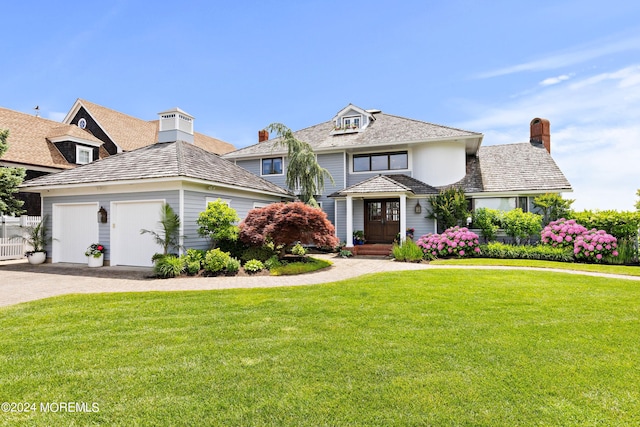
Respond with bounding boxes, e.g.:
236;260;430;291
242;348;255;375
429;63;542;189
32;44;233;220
432;257;640;276
1;270;640;425
269;256;332;276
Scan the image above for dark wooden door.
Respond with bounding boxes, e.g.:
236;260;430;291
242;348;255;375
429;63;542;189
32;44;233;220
365;199;400;243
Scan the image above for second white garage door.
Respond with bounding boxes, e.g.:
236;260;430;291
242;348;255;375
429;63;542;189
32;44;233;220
111;200;164;267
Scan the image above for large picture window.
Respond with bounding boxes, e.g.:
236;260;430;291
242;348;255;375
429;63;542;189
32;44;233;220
262;157;283;175
353;151;408;172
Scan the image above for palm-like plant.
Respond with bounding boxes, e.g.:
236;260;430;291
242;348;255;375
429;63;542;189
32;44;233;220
140;203;183;255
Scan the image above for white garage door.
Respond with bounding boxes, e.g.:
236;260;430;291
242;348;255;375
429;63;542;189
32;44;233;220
111;200;164;267
52;203;99;264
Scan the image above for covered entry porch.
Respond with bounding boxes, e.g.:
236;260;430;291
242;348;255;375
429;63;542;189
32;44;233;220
330;174;439;247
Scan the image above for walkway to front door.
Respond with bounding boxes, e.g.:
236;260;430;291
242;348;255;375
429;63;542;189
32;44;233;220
365;199;400;243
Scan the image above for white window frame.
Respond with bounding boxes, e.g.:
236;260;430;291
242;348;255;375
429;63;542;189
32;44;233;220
205;197;231;208
76;146;93;164
261;157;284;176
342;115;361;129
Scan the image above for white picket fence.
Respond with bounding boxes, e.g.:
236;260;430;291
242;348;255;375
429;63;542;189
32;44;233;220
0;215;42;260
0;237;24;260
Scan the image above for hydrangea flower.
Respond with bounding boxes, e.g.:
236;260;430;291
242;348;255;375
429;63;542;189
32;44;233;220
416;227;480;258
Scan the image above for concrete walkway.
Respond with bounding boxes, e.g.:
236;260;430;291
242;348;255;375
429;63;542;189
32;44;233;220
1;255;638;308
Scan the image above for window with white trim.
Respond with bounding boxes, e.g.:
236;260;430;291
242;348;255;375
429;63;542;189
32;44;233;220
76;146;93;164
343;115;361;129
205;197;231;208
261;157;283;175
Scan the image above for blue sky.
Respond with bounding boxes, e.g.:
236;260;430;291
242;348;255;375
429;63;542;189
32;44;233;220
2;0;639;210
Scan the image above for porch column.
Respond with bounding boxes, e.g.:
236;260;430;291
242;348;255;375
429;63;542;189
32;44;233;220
399;194;407;243
346;195;353;246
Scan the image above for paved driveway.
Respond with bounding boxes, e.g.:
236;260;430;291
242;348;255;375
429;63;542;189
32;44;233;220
0;255;430;308
3;256;638;308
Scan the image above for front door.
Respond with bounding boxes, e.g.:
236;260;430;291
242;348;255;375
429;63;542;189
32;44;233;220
365;199;400;243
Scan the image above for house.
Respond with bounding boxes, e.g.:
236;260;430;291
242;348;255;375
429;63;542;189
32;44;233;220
223;104;572;244
19;109;293;266
0;99;235;216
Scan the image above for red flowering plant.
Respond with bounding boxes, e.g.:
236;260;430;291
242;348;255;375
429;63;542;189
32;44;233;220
85;243;106;258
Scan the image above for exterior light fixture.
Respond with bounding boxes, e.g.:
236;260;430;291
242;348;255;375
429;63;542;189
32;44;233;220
414;201;422;214
98;207;108;224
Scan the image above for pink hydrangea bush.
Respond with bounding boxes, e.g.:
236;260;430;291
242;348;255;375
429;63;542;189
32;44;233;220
574;229;618;262
541;218;618;262
416;226;481;258
541;219;588;249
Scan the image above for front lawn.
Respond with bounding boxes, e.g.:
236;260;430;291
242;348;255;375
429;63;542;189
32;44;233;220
432;257;640;276
1;270;639;425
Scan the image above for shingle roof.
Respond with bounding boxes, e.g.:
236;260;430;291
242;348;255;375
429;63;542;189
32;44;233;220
329;174;439;197
0;107;104;169
223;112;481;159
20;140;292;196
76;99;236;155
478;143;572;192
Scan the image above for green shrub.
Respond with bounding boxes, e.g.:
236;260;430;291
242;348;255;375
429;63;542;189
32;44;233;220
472;208;502;242
533;193;574;225
217;237;249;259
225;257;241;275
480;242;573;262
338;249;353;258
569;210;640;241
185;260;202;276
244;259;265;273
204;248;231;274
241;245;277;263
153;255;184;278
291;243;306;256
196;199;240;248
604;238;638;265
264;255;282;270
392;239;424;262
501;209;542;244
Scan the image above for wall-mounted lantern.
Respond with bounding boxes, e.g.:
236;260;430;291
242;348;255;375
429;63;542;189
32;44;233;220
98;207;108;224
414;201;422;214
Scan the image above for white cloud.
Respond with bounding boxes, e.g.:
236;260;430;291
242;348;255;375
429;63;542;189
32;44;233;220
540;74;573;86
476;34;640;79
458;64;640;211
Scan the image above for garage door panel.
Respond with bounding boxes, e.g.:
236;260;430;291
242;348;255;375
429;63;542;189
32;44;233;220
112;201;164;267
52;204;99;264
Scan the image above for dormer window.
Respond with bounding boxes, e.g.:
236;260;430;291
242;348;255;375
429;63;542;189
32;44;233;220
76;146;93;164
343;116;361;129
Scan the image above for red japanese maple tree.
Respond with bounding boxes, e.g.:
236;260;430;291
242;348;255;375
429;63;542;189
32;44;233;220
239;202;339;251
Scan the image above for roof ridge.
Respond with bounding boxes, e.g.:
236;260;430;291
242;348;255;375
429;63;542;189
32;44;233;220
380;112;482;136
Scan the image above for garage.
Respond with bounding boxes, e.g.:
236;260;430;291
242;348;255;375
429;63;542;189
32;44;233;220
110;200;164;267
52;203;100;264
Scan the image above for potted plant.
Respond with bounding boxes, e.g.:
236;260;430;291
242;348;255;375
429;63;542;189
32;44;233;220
85;243;106;267
406;228;415;239
353;230;365;245
15;215;50;264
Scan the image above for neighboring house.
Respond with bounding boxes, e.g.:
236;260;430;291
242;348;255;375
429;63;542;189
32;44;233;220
0;107;107;215
0;100;235;216
223;104;572;244
20;109;293;267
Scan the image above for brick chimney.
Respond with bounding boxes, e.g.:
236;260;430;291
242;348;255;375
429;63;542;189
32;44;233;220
258;129;269;143
530;118;550;153
157;108;194;144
